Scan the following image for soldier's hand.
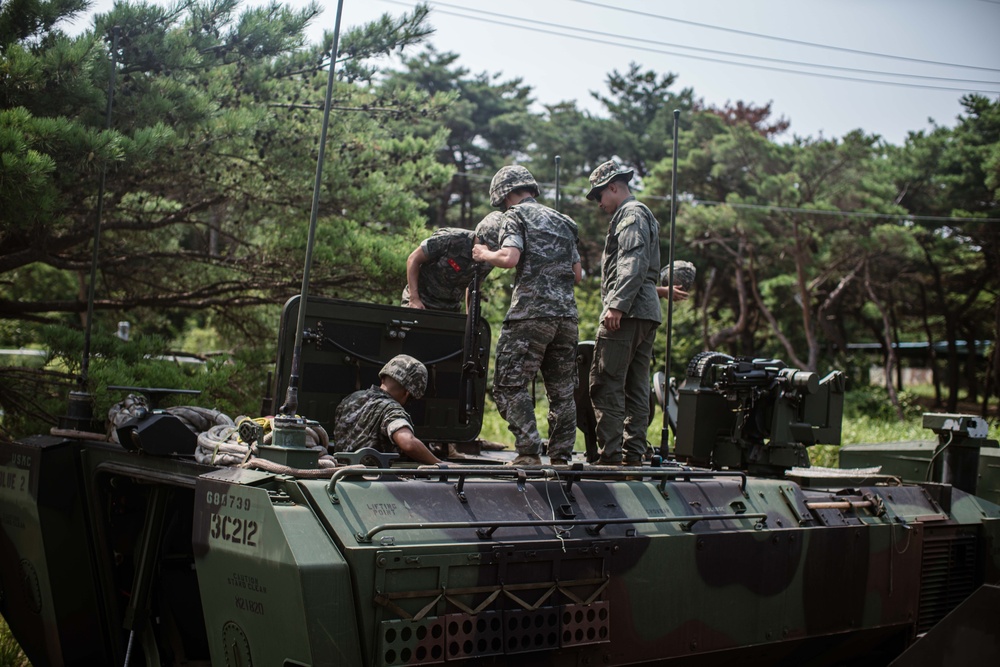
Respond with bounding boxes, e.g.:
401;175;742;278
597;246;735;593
602;308;623;331
472;243;489;262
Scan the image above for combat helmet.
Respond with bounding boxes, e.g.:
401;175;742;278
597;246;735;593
475;211;504;250
587;159;634;200
489;165;539;207
660;260;697;292
379;354;428;399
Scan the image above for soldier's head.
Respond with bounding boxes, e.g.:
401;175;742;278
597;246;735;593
489;165;539;209
475;211;504;251
379;354;427;401
586;160;634;213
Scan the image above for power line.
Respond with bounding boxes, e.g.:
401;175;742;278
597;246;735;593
424;0;999;88
572;0;1000;74
377;0;1000;93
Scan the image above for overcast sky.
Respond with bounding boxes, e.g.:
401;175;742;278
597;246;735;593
72;0;1000;145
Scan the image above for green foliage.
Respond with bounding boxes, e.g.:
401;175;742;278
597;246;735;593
0;614;28;667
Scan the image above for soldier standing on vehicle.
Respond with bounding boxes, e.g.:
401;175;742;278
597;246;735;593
401;213;503;312
333;354;442;465
472;165;582;467
586;159;683;466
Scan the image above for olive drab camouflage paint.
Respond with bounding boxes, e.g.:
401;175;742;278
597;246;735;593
1;297;998;667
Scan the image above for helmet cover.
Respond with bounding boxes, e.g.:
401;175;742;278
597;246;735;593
379;354;428;399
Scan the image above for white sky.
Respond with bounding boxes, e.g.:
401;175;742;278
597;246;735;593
71;0;1000;145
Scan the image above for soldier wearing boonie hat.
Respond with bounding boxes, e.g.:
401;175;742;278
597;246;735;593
585;159;668;467
402;211;503;312
333;354;442;465
473;165;583;467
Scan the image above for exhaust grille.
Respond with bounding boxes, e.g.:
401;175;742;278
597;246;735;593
917;531;978;634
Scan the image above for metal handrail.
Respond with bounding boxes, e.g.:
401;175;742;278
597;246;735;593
326;465;750;501
355;512;768;543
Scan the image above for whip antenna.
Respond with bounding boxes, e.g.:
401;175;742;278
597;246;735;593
280;0;346;416
81;26;120;388
554;154;561;211
61;26;120;432
659;109;680;457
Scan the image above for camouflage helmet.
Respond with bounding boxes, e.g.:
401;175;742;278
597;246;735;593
489;165;539;208
660;260;697;292
474;211;504;251
379;354;427;399
587;159;634;200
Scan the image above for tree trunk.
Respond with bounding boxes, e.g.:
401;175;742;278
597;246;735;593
864;262;903;420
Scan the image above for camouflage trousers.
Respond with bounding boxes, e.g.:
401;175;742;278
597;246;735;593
589;318;658;464
493;317;579;459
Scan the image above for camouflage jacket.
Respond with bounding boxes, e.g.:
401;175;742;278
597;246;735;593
402;228;491;312
332;386;413;454
600;196;661;323
500;198;580;321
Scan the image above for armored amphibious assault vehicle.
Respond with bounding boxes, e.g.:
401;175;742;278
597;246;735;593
1;292;998;667
3;6;998;662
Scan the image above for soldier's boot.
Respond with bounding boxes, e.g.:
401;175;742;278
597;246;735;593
508;454;542;467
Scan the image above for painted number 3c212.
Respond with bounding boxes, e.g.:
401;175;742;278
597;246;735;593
209;513;259;547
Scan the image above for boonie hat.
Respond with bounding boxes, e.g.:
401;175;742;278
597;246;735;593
587;160;634;200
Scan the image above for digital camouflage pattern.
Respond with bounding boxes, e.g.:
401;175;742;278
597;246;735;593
587;159;635;200
597;196;661;323
493;317;578;460
378;353;427;399
661;259;697;292
474;210;504;250
332;386;414;454
400;228;488;312
499;198;580;321
489;164;539;207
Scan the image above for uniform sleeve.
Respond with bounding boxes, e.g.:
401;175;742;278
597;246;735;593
499;211;525;251
607;211;652;313
421;232;444;261
380;402;415;440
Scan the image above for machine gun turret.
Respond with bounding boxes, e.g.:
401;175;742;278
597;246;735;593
675;352;845;475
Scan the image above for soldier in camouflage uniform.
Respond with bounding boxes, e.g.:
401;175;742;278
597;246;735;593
333;354;442;465
586;160;666;466
472;165;582;466
401;213;503;312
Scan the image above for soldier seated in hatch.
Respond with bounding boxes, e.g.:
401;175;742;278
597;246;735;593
332;354;442;465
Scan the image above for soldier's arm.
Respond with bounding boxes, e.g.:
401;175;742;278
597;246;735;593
473;244;520;269
405;246;430;308
391;427;441;465
657;285;689;301
573;261;582;284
